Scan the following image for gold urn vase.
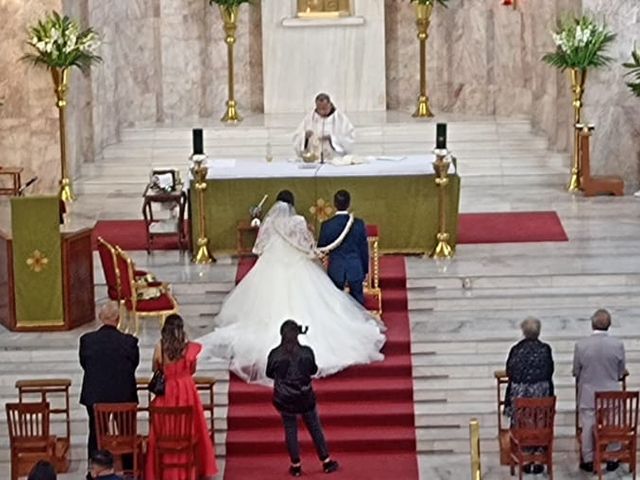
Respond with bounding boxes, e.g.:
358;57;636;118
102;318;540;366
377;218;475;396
219;5;242;123
412;4;434;118
568;68;586;192
51;67;75;202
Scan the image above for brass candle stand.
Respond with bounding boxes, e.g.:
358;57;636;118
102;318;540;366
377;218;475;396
469;418;482;480
52;67;75;202
412;4;434;118
190;156;215;264
219;6;242;123
429;148;453;259
568;68;586;192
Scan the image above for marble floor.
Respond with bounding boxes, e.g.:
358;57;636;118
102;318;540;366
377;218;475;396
2;115;640;479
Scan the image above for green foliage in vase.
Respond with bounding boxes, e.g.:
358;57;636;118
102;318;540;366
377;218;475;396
542;14;615;71
623;46;640;98
209;0;252;14
22;11;101;73
410;0;449;6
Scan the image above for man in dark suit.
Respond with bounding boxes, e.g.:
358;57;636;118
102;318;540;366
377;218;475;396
79;302;139;460
317;190;369;305
573;308;626;473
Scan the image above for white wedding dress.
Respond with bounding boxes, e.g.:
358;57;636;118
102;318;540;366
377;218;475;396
198;201;386;385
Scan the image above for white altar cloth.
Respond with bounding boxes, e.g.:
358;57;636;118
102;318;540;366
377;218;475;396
202;154;456;180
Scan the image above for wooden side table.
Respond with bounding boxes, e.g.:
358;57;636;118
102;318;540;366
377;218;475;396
236;220;259;256
0;167;23;196
142;191;187;253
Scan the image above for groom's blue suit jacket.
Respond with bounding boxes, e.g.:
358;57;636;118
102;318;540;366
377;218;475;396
317;213;369;284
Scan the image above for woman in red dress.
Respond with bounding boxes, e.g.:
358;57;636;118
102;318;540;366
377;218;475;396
145;315;218;480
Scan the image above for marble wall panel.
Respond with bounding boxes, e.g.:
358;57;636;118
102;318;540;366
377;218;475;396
582;0;640;189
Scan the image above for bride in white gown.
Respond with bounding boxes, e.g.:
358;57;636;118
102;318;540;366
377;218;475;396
198;191;386;385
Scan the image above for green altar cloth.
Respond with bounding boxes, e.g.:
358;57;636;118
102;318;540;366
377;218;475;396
191;174;460;254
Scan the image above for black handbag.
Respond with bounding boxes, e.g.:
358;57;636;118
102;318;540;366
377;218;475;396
149;344;165;396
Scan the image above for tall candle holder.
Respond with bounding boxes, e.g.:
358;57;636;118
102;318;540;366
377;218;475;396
430;148;453;259
190;155;215;264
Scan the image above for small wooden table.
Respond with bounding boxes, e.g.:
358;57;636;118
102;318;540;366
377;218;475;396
142;191;187;252
0;167;23;196
236;220;259;256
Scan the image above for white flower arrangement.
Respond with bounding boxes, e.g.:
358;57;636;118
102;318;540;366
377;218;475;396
22;11;101;73
543;15;615;71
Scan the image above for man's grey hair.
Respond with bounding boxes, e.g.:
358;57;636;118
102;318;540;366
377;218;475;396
591;308;611;331
315;92;331;103
98;301;120;326
521;316;541;340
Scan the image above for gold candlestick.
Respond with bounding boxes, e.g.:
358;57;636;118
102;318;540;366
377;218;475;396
430;149;453;258
412;4;434;118
219;6;242;123
191;157;215;264
51;67;75;202
568;68;586;192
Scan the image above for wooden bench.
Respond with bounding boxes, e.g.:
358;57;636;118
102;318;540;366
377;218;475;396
578;125;624;197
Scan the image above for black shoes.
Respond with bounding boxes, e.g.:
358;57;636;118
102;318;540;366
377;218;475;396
606;461;620;472
579;461;594;473
323;459;339;474
289;465;302;477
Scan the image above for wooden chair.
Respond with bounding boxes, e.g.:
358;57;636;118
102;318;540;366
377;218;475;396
575;369;628;464
149;405;197;480
578;125;624;197
509;396;556;480
364;224;383;318
137;376;216;441
15;379;71;474
494;370;511;465
115;246;178;335
6;402;55;480
194;376;216;442
94;402;144;479
593;391;639;479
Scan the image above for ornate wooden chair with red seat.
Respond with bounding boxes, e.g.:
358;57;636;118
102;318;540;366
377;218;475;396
6;402;55;480
97;237;147;302
363;224;382;318
94;402;144;479
509;396;556;480
114;246;178;335
149;405;198;479
593;391;639;479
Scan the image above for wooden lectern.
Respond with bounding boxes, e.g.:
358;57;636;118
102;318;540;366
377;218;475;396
0;197;94;331
578;125;624;197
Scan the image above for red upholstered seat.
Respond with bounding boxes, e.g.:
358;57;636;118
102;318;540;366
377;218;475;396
97;237;146;301
136;294;176;313
364;292;380;311
366;224;379;237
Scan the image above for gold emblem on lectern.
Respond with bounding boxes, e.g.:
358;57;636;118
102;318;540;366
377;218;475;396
297;0;351;18
26;250;49;273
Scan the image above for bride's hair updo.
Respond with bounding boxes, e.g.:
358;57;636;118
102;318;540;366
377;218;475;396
161;314;188;361
276;190;295;206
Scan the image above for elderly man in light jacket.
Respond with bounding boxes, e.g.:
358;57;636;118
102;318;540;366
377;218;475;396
573;308;626;473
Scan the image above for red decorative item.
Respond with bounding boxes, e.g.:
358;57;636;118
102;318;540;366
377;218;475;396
502;0;517;8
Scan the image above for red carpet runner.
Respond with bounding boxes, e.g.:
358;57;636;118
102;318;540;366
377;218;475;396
222;256;419;480
93;211;567;251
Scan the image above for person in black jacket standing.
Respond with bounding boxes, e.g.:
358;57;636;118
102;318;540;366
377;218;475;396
79;302;139;460
267;320;338;477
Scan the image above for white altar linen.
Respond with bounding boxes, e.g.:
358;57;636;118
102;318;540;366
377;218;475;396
203;154;456;180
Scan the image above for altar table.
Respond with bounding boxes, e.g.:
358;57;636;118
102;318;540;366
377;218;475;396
190;155;460;254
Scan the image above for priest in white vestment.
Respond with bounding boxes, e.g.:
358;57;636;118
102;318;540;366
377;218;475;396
293;93;355;162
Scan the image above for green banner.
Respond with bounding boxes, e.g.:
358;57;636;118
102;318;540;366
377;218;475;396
11;197;64;327
191;174;460;254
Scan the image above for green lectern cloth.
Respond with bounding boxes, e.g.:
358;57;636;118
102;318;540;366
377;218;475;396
11;196;64;327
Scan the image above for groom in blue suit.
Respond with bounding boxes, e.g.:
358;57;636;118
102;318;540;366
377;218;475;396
317;190;369;305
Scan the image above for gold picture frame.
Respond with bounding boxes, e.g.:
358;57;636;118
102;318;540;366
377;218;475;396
297;0;351;18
